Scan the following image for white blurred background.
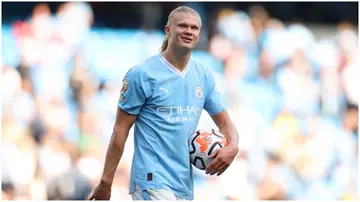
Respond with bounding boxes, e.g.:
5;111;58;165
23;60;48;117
1;2;358;200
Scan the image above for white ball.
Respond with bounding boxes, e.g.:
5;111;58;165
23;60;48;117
189;129;228;170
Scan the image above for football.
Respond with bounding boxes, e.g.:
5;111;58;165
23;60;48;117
189;129;228;170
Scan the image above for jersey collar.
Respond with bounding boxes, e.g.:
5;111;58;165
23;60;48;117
159;55;190;78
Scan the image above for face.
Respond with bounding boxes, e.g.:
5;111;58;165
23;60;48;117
165;12;201;50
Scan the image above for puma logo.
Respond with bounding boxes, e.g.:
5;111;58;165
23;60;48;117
159;87;168;94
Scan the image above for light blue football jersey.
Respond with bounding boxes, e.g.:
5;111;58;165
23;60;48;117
118;53;225;200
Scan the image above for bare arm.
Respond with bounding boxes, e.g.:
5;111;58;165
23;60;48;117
205;110;239;176
211;110;239;148
101;107;137;185
89;107;136;200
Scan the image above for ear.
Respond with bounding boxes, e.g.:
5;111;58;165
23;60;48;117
164;25;170;37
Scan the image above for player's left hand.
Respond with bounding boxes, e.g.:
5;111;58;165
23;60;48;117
205;143;238;176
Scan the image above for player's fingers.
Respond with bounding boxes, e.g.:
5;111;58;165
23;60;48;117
216;164;230;176
208;149;219;158
205;158;219;174
209;169;219;176
88;191;99;200
207;160;222;175
206;155;219;171
206;149;223;173
209;160;227;175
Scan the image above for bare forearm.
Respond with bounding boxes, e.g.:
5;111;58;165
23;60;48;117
206;110;240;176
100;127;129;186
219;120;239;147
211;110;239;147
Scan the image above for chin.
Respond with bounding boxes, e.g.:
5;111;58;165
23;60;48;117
178;43;195;51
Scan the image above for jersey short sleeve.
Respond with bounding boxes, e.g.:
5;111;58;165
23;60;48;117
118;66;152;115
203;69;225;115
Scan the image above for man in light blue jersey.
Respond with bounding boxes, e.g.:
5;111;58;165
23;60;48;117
89;6;239;201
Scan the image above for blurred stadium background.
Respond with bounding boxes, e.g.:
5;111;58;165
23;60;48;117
1;1;358;200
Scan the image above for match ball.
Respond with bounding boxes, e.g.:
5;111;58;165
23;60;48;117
189;129;228;170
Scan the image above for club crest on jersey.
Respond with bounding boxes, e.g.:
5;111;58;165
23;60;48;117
195;86;203;99
121;78;128;94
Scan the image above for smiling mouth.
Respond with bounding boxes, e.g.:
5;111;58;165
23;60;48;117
181;37;193;43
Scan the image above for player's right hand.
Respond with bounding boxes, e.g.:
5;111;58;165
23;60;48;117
88;182;112;200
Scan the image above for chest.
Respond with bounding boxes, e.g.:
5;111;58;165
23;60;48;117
147;73;206;111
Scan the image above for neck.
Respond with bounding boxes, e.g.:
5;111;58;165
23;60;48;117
162;46;191;72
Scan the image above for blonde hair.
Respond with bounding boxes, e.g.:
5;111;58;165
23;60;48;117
160;6;201;52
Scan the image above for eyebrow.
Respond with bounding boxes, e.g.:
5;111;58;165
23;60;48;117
177;22;200;29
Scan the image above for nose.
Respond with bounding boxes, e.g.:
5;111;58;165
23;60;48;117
184;27;193;36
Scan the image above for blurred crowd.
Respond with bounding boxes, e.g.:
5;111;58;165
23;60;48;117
2;2;358;200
